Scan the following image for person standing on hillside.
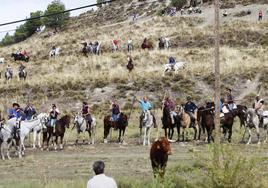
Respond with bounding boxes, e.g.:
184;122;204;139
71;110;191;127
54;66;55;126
258;10;263;21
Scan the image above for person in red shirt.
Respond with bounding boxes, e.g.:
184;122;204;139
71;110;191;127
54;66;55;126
112;40;119;52
259;10;263;21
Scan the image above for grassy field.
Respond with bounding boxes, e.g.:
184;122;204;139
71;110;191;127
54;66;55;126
0;111;268;188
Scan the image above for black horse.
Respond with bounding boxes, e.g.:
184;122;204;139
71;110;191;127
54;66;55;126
162;106;180;141
11;53;29;62
18;69;27;80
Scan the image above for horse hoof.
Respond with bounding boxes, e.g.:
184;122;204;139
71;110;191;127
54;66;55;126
104;139;108;144
41;148;44;151
257;142;261;145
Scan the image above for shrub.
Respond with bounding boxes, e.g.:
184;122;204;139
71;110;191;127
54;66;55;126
170;0;187;8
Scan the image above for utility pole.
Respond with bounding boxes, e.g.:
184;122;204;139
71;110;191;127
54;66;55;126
214;0;221;144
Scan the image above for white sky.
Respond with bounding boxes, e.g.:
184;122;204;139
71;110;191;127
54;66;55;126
0;0;97;39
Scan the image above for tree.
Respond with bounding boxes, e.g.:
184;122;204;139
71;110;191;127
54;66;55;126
0;33;14;46
43;0;70;30
97;0;106;8
170;0;187;8
14;24;28;43
25;11;43;35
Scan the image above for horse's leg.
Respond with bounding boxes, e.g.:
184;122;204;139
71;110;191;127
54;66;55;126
256;125;261;145
103;126;110;143
76;131;79;145
264;127;268;143
193;126;197;141
118;129;121;143
37;132;41;148
148;128;151;146
228;126;232;143
60;136;64;150
1;142;6;160
139;127;142;145
33;131;37;149
176;123;180;142
206;127;210;144
54;136;58;150
83;130;86;144
143;127;146;146
241;126;247;143
247;128;252;145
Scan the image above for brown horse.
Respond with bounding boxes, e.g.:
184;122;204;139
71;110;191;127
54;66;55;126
197;102;215;143
103;113;128;143
162;106;180;141
43;115;71;150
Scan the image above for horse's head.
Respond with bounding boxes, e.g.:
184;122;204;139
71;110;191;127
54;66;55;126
61;115;71;128
143;110;151;123
176;105;184;117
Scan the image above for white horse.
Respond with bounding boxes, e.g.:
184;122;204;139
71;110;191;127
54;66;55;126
18;118;43;158
32;113;49;149
163;62;185;76
0;123;18;160
140;110;154;146
0;58;4;64
5;69;13;81
245;108;264;145
73;114;96;145
49;47;60;57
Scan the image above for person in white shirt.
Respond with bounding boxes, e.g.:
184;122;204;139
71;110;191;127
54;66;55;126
87;161;117;188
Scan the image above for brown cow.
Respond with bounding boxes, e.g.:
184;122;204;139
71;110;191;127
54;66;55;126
150;137;172;178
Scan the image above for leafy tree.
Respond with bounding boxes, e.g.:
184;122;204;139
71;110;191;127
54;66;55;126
0;33;14;46
97;0;106;8
25;11;43;35
14;24;28;42
170;0;187;8
43;0;70;29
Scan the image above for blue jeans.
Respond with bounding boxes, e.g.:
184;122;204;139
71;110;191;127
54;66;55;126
112;114;119;121
49;119;56;127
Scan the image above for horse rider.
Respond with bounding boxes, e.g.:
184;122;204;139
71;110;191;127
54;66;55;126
137;96;156;128
168;56;176;69
126;56;134;72
6;64;13;74
19;63;26;72
184;96;198;127
110;98;120;122
8;103;25;128
141;38;149;49
127;38;133;52
81;101;92;130
51;46;57;56
112;39;119;51
21;50;28;58
162;96;176;124
253;95;265;127
49;104;60;133
24;103;37;120
225;88;237;111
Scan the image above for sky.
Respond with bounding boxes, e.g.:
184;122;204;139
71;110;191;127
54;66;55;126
0;0;97;40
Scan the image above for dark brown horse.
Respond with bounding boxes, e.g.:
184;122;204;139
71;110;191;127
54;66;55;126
197;102;215;143
162;106;180;141
43;115;71;150
103;113;128;143
233;105;247;128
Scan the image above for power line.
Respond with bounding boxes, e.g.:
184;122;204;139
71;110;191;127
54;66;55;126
0;0;114;27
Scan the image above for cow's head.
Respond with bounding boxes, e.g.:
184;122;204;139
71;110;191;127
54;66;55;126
157;137;172;155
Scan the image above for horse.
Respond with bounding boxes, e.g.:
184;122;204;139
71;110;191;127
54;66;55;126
162;106;180;141
32;113;49;149
233;105;247;128
140;110;154;146
5;69;13;81
197;102;215;143
126;60;134;73
244;109;268;144
221;107;235;143
49;47;60;57
93;41;101;55
18;69;27;80
18;118;43;157
73;114;96;145
43;115;71;150
0;58;5;64
103;113;128;144
0;118;20;160
11;53;29;62
177;105;199;142
163;62;185;76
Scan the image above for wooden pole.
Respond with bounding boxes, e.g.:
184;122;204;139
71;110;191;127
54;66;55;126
214;0;221;144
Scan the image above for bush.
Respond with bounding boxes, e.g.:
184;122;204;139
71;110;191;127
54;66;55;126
170;0;187;8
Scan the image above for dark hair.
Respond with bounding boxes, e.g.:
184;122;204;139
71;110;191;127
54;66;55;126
93;161;105;175
13;103;20;108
